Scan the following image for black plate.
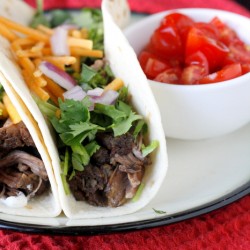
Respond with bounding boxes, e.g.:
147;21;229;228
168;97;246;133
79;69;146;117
0;181;249;236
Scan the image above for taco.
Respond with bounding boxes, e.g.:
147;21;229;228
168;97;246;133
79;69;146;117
0;0;168;218
0;52;61;217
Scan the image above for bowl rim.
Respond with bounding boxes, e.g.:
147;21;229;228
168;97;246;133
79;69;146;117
124;7;250;89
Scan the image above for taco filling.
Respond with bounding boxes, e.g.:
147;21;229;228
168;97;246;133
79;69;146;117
0;7;158;208
0;84;49;205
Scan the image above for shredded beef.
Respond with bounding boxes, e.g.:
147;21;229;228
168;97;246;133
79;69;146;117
96;132;134;156
92;147;110;166
0;120;48;200
70;132;150;207
68;164;113;206
0;150;48;180
0;121;35;150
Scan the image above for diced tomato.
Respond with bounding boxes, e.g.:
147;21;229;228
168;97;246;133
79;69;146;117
139;13;250;85
185;27;229;72
228;42;250;64
150;23;183;60
144;57;170;79
194;22;219;40
199;63;242;84
138;51;170;79
185;51;209;75
241;64;250;74
180;65;207;84
138;51;154;69
154;67;182;84
160;13;194;43
210;17;242;46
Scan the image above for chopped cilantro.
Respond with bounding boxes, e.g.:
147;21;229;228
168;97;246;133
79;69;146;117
71;8;104;50
30;0;50;28
152;208;167;214
50;10;71;27
0;83;4;102
132;183;145;202
79;64;113;88
142;140;159;157
85;141;100;157
133;120;147;138
61;174;71;195
112;110;142;137
62;147;69;176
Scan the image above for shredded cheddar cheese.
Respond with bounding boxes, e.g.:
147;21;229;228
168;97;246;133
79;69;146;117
0;16;104;104
2;94;21;124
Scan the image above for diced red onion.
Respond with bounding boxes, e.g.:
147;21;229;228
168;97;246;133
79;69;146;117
90;90;119;105
63;86;87;101
87;87;104;97
39;61;76;90
50;26;70;56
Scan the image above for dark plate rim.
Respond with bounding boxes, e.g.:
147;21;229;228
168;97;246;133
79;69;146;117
0;181;249;236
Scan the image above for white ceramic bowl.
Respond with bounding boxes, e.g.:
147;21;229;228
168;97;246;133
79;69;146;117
124;8;250;140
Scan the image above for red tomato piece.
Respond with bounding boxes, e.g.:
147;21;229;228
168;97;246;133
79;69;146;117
185;51;209;75
138;51;170;79
180;65;207;84
199;63;242;84
210;17;242;46
138;51;154;69
154;67;182;84
228;42;250;64
194;22;219;39
161;13;194;43
185;27;229;72
241;64;250;74
150;23;183;60
144;58;170;79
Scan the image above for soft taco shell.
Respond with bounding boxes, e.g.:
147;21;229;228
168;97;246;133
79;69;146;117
0;68;61;217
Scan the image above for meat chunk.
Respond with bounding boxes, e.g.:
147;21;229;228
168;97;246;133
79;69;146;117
68;164;114;206
0;121;35;150
69;133;148;207
91;147;110;166
0;150;48;180
0;120;48;200
96;132;134;156
105;167;128;207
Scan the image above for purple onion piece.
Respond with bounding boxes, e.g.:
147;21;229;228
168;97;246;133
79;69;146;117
90;90;119;105
39;61;76;90
87;87;104;97
63;86;87;101
50;27;70;56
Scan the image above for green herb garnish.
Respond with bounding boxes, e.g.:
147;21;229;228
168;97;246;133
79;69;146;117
142;140;159;157
132;183;145;202
30;0;50;28
152;208;167;214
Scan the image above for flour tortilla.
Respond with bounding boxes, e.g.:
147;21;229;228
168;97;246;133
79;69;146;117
0;0;61;217
0;0;168;218
0;69;61;217
0;0;34;25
